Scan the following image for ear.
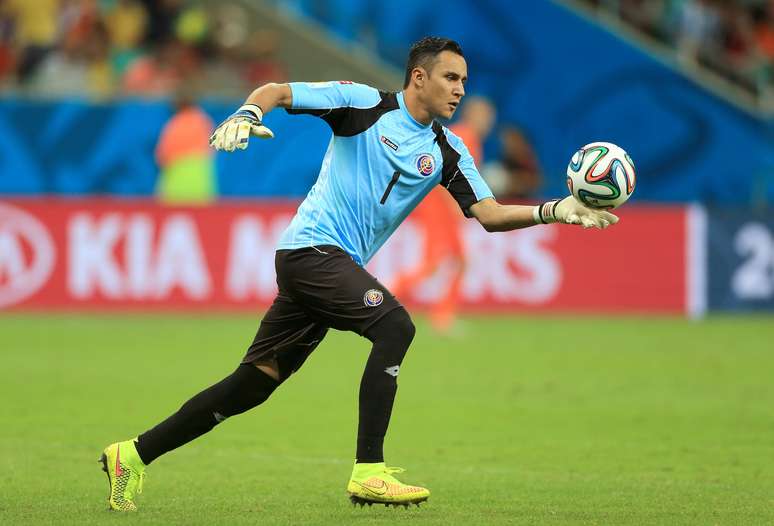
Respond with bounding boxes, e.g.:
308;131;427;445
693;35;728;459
412;67;426;87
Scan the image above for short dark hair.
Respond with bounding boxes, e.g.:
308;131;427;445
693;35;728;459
403;37;464;88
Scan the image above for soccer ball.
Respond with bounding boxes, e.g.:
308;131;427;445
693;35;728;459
566;142;636;209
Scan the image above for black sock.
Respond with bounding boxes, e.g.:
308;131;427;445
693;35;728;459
357;309;415;463
135;364;279;465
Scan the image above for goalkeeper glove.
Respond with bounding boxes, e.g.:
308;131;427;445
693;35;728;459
209;104;274;152
533;196;619;229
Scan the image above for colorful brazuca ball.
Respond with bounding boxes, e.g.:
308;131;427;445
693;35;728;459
566;142;636;209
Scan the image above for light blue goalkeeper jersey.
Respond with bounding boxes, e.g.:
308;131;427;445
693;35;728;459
276;81;494;266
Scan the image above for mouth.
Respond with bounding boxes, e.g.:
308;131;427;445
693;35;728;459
448;101;459;111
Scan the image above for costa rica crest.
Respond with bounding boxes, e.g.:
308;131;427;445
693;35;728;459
364;289;384;307
416;153;435;176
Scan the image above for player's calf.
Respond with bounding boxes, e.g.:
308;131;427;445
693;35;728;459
357;309;415;463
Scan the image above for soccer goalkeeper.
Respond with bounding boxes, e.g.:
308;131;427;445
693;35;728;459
99;36;618;511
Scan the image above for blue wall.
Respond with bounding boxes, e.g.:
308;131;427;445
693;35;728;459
0;100;330;197
1;0;773;203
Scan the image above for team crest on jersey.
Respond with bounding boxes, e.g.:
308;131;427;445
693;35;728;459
364;289;384;307
416;154;435;176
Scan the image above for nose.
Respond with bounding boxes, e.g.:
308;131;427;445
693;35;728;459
453;82;465;98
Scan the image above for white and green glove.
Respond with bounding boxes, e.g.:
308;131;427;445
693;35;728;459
209;104;274;152
533;196;619;229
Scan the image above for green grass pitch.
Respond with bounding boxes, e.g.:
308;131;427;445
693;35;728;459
2;313;773;525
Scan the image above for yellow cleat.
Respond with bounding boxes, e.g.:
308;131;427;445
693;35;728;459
347;462;430;507
99;439;146;511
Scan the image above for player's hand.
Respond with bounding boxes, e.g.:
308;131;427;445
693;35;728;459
209;104;274;152
534;196;619;229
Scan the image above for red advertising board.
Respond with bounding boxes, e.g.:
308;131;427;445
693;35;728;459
0;199;688;313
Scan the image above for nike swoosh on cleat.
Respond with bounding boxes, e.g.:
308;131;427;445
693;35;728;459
115;445;124;477
354;479;387;496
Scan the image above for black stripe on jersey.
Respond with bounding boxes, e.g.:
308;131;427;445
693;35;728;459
432;121;478;217
286;91;399;137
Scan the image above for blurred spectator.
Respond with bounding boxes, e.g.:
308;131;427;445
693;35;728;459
155;89;216;203
0;2;17;85
449;96;495;165
498;126;543;200
105;0;148;77
677;0;721;67
620;0;672;43
481;126;543;201
29;17;114;99
122;37;195;96
197;3;258;97
5;0;59;82
139;0;182;47
716;4;758;89
175;3;209;46
752;2;774;97
242;29;288;86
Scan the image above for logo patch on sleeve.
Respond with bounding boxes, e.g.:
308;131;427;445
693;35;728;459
380;135;399;151
364;289;384;307
416;153;436;176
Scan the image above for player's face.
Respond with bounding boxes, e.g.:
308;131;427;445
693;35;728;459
423;51;467;120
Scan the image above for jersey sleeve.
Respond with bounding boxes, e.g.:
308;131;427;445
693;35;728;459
286;81;387;136
436;126;495;217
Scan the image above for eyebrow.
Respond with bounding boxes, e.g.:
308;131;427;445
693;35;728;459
443;71;468;82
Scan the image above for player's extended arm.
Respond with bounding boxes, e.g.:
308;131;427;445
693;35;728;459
209;83;293;152
469;196;619;232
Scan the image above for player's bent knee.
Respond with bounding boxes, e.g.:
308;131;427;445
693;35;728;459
366;308;416;348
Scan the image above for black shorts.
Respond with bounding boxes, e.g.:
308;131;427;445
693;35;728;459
241;246;402;379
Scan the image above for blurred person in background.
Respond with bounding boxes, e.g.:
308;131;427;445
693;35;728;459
677;0;722;67
4;0;59;83
241;29;288;86
619;0;672;43
0;2;18;86
715;3;758;91
29;15;114;99
105;0;149;79
390;96;496;334
481;125;543;201
752;1;774;98
155;89;216;203
198;3;258;97
138;0;182;47
98;36;618;513
122;37;196;95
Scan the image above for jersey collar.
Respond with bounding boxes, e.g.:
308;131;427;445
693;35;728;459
397;91;432;130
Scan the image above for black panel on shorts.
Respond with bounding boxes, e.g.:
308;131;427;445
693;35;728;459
432;121;478;217
286;92;399;137
274;246;401;332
